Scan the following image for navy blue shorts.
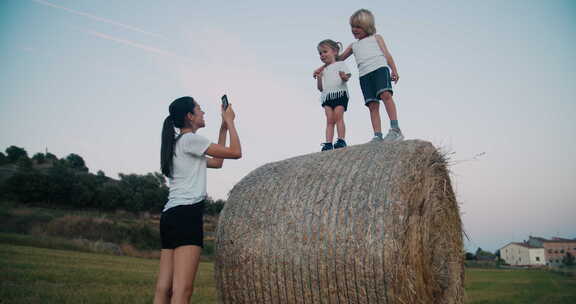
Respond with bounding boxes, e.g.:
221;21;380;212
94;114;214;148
359;67;393;105
160;202;204;249
322;92;349;111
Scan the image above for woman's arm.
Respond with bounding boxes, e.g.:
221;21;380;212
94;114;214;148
205;106;241;163
206;123;227;168
375;35;399;83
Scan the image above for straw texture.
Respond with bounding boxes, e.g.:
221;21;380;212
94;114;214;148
215;140;464;304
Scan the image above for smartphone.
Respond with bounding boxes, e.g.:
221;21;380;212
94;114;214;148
221;94;229;110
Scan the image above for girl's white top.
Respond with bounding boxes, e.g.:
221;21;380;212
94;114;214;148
352;35;388;77
320;61;350;103
163;132;211;212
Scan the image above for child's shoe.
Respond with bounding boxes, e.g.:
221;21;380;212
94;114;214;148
371;133;384;142
321;142;333;151
334;138;347;149
383;128;404;142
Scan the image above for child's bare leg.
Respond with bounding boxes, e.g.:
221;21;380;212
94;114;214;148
324;106;336;143
379;91;398;121
334;106;346;140
367;101;382;134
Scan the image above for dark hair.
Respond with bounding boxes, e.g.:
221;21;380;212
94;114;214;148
161;96;196;178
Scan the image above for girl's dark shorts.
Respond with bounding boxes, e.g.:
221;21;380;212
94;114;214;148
359;66;393;105
321;92;349;111
160;201;204;249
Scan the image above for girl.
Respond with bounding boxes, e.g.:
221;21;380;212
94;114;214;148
315;39;351;151
315;9;404;142
155;96;241;304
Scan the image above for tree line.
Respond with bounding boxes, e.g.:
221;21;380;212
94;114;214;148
0;145;225;214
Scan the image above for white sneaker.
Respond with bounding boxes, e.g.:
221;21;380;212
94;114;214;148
383;128;404;142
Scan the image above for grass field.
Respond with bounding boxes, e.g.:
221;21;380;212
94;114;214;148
1;242;575;304
464;268;576;304
0;243;216;304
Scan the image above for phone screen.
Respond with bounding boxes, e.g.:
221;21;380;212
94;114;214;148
221;94;229;110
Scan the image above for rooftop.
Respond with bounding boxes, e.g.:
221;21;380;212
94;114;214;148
530;236;576;244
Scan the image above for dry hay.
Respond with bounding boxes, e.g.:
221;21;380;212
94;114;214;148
215;140;464;304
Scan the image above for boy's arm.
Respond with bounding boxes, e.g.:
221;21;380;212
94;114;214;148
316;73;323;91
313;64;327;78
338;44;353;61
375;34;399;83
339;71;351;82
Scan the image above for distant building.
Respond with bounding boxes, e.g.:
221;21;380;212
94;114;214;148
527;236;576;266
500;242;545;266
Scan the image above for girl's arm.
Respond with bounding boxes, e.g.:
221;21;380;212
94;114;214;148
316;73;323;91
375;35;399;83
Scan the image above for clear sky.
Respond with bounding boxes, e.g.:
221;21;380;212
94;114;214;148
1;0;574;252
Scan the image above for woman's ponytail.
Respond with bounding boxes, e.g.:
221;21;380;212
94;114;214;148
161;96;197;178
161;116;176;178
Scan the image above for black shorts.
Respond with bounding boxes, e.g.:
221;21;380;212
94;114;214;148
321;92;349;111
359;67;393;105
160;202;204;249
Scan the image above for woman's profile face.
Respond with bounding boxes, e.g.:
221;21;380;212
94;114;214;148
188;103;206;128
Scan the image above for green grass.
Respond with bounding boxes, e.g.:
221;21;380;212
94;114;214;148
2;241;575;304
0;243;216;304
465;268;576;304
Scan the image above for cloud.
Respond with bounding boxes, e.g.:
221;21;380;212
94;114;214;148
85;29;191;63
33;0;163;38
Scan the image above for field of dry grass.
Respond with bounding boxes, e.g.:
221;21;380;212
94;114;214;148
2;241;575;304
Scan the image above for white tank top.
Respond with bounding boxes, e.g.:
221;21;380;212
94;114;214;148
320;61;350;103
352;35;388;77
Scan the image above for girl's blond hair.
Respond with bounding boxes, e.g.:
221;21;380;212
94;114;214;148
317;39;343;61
350;9;376;35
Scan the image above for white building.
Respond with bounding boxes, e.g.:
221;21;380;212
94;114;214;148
500;242;546;266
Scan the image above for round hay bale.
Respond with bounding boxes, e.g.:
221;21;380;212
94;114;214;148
215;140;464;304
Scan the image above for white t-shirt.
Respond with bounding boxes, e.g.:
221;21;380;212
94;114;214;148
163;132;212;212
320;61;350;103
352;35;388;77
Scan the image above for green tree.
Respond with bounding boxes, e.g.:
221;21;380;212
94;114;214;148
45;152;58;162
65;153;88;172
3;168;50;203
205;199;225;215
32;153;46;164
5;146;28;163
0;152;7;165
118;173;167;213
43;166;77;206
17;157;33;170
95;180;128;211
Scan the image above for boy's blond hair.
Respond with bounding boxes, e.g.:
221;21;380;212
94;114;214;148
350;9;376;35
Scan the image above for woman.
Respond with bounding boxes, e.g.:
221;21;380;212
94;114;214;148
154;96;241;304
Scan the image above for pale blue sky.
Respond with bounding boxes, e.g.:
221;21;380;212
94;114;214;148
1;0;574;252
